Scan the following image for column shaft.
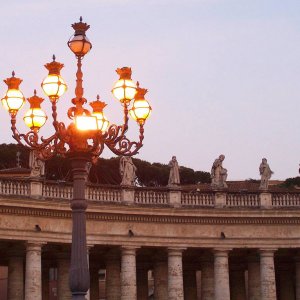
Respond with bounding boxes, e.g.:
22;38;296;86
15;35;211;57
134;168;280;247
154;261;168;300
260;250;277;300
57;258;71;300
214;249;230;300
25;242;43;300
248;260;261;300
201;261;214;300
121;247;137;300
168;248;184;300
8;256;24;300
106;257;121;300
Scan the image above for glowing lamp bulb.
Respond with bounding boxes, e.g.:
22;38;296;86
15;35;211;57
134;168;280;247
1;71;25;115
68;17;92;57
112;67;137;104
90;95;109;132
75;115;98;131
41;55;67;101
129;83;152;125
23;90;47;131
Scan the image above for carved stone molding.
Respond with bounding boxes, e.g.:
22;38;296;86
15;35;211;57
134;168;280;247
0;205;300;225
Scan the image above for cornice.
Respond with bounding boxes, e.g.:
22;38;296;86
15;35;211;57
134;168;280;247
0;205;300;225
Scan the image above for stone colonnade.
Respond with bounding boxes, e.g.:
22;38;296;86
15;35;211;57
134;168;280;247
4;243;300;300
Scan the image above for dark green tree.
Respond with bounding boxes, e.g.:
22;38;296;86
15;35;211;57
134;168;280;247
0;143;211;186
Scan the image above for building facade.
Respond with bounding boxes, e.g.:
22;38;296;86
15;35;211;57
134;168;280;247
0;177;299;299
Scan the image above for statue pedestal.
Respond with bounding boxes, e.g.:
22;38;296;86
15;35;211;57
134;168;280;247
260;192;272;209
214;192;227;208
168;186;181;208
121;187;135;205
30;178;43;199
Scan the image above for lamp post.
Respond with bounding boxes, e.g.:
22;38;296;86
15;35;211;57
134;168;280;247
2;17;152;300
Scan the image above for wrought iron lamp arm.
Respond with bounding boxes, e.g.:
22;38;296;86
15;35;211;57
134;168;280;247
10;112;63;160
104;123;144;156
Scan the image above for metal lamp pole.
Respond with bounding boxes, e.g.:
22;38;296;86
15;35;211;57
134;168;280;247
2;17;152;299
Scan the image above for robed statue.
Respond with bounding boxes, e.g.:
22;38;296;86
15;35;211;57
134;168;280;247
259;158;273;190
211;154;228;189
119;156;137;186
168;156;180;186
29;150;45;178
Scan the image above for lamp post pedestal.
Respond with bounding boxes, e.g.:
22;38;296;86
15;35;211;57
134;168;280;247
69;154;90;300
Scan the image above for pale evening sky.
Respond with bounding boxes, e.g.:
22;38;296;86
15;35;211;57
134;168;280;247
0;0;300;180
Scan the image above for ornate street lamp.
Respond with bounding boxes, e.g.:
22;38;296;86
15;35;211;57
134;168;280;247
2;17;151;300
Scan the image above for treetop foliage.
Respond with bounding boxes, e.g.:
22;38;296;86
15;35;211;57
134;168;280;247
0;143;211;186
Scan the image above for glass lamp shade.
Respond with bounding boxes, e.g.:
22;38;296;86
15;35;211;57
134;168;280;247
112;79;137;103
75;115;98;131
41;74;67;100
129;99;152;125
23;108;47;131
68;34;92;56
1;89;25;114
92;112;109;132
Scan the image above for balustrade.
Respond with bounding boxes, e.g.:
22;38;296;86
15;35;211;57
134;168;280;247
272;193;300;207
226;193;260;207
0;178;29;196
134;189;169;205
1;178;300;209
42;182;73;200
86;185;121;203
181;192;214;207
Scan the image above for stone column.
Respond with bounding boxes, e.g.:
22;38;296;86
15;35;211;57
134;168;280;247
57;257;71;300
183;268;197;300
296;256;300;300
214;249;230;300
201;261;214;300
168;248;184;300
121;246;138;300
248;256;261;300
230;265;247;300
260;249;277;300
106;252;121;300
8;256;24;300
278;263;295;300
154;260;168;300
137;265;148;300
25;242;43;300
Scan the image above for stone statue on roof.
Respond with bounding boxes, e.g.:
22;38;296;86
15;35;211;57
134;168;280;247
29;150;45;178
211;154;228;189
168;156;180;186
259;158;273;190
120;156;137;186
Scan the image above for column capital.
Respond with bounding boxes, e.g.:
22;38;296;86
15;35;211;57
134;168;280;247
26;241;46;252
213;248;232;256
121;245;139;255
168;247;186;256
259;248;277;257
